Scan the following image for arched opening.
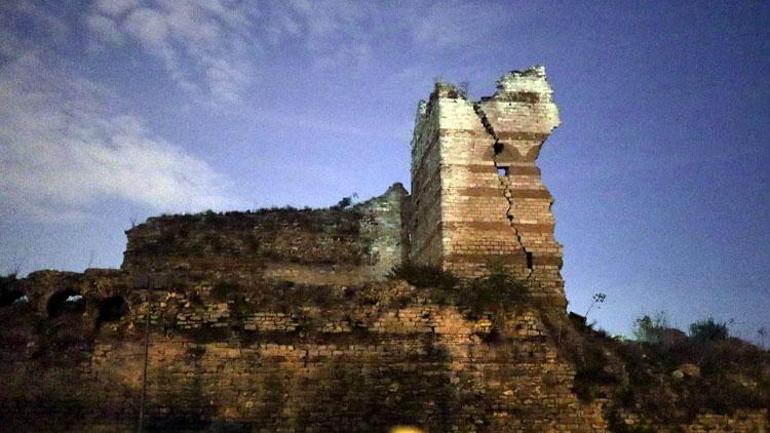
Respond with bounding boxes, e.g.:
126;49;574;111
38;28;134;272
96;295;128;326
47;289;86;318
0;289;26;307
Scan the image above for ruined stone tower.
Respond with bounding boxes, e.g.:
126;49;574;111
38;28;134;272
409;66;565;307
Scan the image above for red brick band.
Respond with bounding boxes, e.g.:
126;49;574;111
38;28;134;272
438;128;489;138
445;253;527;266
437;129;550;143
455;187;552;199
443;221;554;234
445;253;562;268
496;131;550;142
461;164;540;175
443;221;512;231
512;223;555;233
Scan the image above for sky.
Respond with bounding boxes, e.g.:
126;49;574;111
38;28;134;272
1;0;768;341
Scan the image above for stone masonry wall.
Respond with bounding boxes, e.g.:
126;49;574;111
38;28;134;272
683;410;768;433
359;183;409;278
258;184;409;287
409;67;566;307
122;184;407;285
2;271;766;433
614;408;768;433
409;98;444;267
1;272;609;433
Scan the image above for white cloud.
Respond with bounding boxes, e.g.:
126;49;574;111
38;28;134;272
267;0;374;69
85;14;125;45
87;0;259;104
94;0;139;17
84;0;381;101
0;53;241;222
123;8;170;48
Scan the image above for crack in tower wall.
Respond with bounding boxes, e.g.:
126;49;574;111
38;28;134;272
472;102;534;280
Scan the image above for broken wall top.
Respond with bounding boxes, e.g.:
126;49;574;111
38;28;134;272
412;66;561;164
479;65;561;163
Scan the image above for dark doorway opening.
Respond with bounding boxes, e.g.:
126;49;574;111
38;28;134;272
47;289;86;318
96;295;129;326
0;289;26;307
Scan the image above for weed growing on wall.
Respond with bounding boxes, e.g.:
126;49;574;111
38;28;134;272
386;262;459;292
387;262;531;320
459;265;528;319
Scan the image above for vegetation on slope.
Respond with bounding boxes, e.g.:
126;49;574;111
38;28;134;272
544;308;770;429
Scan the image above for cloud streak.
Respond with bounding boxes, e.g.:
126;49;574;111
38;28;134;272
85;0;386;101
87;0;259;103
0;53;241;222
409;0;514;49
266;0;374;69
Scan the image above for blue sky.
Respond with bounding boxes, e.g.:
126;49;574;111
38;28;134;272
1;0;768;340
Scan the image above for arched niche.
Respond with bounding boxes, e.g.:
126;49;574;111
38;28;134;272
47;289;86;318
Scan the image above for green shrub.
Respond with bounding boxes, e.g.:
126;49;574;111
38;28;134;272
459;266;527;319
231;294;254;317
386;263;458;292
331;195;355;210
632;312;670;343
700;378;768;414
689;318;729;343
388;263;529;318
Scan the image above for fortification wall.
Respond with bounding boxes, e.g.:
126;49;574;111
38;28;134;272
0;273;608;433
121;184;407;285
3;271;767;433
359;183;410;277
409;67;566;307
